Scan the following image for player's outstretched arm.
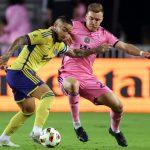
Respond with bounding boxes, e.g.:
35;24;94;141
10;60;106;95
115;41;150;59
65;44;110;58
0;36;28;68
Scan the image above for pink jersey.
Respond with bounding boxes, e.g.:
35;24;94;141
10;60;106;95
59;20;119;78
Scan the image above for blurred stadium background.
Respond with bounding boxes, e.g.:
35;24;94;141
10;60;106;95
0;0;150;112
0;0;150;57
0;1;150;149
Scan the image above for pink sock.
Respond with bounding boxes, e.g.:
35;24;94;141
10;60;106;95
110;110;123;132
68;93;80;123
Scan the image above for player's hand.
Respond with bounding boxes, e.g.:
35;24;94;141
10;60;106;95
49;26;73;45
142;51;150;59
49;26;54;30
63;34;73;46
0;54;9;69
96;44;111;53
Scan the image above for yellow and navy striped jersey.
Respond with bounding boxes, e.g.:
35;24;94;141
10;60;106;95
9;29;68;73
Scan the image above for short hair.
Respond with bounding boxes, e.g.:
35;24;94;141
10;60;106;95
54;16;72;25
87;3;104;13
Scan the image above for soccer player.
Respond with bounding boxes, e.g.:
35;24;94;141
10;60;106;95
0;16;109;147
58;3;150;147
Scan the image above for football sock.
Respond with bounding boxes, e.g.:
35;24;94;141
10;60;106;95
0;132;10;141
3;111;33;136
68;93;80;128
73;121;81;129
110;110;122;133
34;91;54;133
32;126;42;136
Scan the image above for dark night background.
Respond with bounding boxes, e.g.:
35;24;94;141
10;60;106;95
49;0;150;44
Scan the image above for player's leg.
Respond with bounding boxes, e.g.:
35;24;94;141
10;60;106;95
62;77;80;127
97;92;123;131
13;69;55;139
59;77;88;142
30;83;55;141
3;69;54;144
0;97;35;147
79;78;127;146
96;92;128;147
0;69;38;147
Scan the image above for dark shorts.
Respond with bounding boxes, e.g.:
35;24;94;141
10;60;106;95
6;69;44;102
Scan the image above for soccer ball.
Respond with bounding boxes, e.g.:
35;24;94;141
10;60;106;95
39;127;61;147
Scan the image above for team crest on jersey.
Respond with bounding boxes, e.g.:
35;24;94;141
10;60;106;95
84;37;90;44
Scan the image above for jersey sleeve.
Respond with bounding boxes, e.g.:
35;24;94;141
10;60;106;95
58;43;69;54
104;30;119;47
26;29;52;45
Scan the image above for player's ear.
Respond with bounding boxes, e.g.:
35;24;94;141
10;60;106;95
53;24;57;31
85;13;88;21
85;14;87;19
101;12;104;20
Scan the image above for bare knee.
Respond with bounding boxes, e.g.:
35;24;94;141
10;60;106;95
21;106;35;115
96;93;123;113
111;98;123;113
63;77;80;93
114;103;123;113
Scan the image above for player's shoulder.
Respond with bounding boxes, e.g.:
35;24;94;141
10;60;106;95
38;29;53;35
59;42;66;48
98;26;112;35
98;26;105;32
71;18;85;27
72;18;85;22
34;29;53;39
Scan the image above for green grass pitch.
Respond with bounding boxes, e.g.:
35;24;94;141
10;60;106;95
0;112;149;150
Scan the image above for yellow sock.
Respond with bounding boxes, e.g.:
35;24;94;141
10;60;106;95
34;91;54;128
4;111;33;136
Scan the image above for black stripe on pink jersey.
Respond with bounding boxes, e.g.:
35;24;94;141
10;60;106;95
113;40;119;47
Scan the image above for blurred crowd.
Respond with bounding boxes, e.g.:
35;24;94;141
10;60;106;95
0;0;150;56
0;0;31;55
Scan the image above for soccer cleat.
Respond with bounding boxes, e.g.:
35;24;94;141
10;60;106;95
0;139;20;147
109;127;128;147
74;127;88;142
29;132;40;143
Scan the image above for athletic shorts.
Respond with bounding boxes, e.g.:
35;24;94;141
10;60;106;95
6;69;44;102
58;74;112;105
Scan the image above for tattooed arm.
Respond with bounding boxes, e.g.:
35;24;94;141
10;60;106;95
115;41;150;59
0;36;28;68
65;44;110;58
